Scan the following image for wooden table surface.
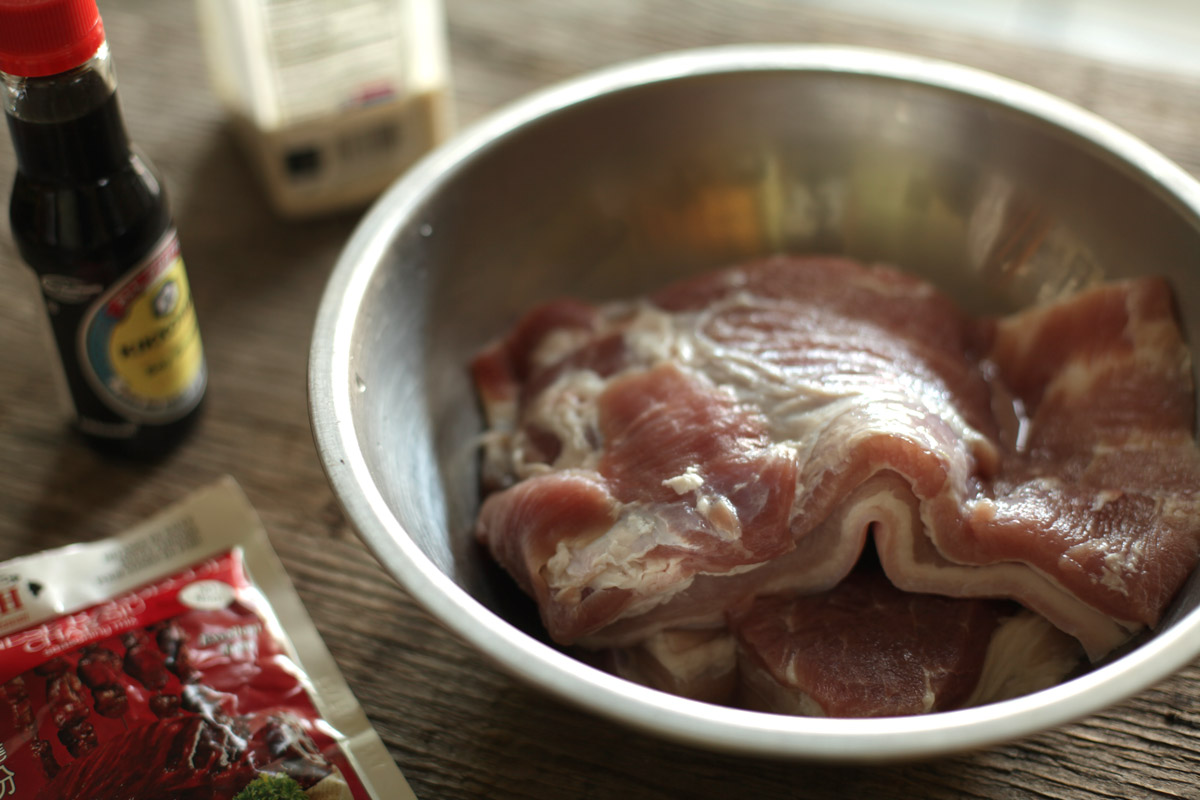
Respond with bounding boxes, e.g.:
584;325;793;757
3;1;1200;798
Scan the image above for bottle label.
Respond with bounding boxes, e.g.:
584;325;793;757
78;230;207;423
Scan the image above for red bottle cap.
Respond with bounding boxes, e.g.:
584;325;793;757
0;0;105;78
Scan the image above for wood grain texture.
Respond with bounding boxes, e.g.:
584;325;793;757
2;1;1200;798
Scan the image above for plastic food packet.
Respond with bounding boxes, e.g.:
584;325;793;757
0;477;417;800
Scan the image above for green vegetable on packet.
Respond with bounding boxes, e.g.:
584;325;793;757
234;773;310;800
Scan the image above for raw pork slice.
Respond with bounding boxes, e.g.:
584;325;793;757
731;568;1080;717
471;255;1200;712
603;578;1082;717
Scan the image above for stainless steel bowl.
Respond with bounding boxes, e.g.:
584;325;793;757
309;45;1200;761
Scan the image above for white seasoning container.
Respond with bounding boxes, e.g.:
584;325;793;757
195;0;452;217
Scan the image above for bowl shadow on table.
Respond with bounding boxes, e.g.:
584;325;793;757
406;655;1052;800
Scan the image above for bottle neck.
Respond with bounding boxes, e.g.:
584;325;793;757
3;42;132;181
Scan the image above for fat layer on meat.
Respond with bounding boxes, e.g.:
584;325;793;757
472;256;1200;701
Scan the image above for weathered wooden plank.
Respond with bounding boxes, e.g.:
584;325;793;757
1;2;1199;799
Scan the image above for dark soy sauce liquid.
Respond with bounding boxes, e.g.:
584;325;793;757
7;87;202;459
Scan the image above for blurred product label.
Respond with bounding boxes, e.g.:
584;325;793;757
196;0;453;217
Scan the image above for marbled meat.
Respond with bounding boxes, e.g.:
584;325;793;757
471;255;1200;715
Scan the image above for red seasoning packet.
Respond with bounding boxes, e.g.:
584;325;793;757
0;477;417;800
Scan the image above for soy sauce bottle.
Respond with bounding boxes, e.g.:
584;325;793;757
0;0;206;459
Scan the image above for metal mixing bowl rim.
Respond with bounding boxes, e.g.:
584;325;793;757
309;43;1200;760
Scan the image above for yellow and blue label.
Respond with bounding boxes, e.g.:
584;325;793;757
80;231;206;422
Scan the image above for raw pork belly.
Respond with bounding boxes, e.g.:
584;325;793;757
471;255;1200;715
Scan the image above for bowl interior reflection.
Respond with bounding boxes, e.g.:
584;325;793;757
318;46;1200;759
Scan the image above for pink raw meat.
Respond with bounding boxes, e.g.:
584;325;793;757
471;255;1200;704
